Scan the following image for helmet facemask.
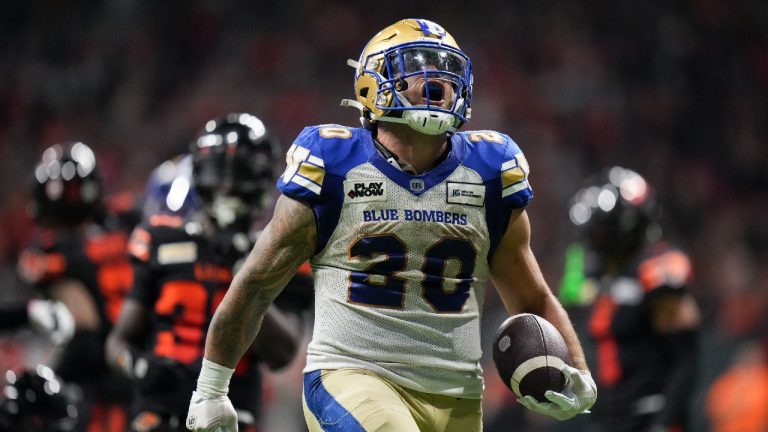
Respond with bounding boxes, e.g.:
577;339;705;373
365;44;471;134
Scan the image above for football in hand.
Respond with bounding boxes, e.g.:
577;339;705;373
492;313;572;402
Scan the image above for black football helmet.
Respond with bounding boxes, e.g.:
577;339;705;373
29;142;103;227
190;113;279;229
568;166;660;257
0;365;80;432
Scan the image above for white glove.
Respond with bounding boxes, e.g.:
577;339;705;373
186;358;237;432
518;365;597;421
186;390;237;432
27;299;75;347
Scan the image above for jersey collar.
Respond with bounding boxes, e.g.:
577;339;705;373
364;132;461;196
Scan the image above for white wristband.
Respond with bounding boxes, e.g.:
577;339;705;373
196;358;235;397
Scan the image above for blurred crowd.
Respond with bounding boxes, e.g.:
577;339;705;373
1;1;766;431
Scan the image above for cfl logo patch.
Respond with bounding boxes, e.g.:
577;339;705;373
410;179;425;192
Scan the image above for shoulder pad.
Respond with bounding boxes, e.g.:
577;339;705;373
455;130;533;208
17;248;67;284
638;249;692;291
278;125;369;203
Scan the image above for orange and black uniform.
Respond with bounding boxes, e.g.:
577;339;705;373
583;242;697;432
126;215;312;431
16;213;135;432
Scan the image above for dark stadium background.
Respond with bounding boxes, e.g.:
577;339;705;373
1;1;766;431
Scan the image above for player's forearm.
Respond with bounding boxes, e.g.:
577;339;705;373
105;300;151;376
204;278;278;368
205;265;298;368
197;268;288;400
205;196;316;368
540;295;589;371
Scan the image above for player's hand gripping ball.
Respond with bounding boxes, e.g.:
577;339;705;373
492;313;573;402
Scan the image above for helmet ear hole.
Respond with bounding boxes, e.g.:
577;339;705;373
359;88;369;98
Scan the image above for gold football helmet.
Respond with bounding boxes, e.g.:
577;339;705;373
341;18;473;135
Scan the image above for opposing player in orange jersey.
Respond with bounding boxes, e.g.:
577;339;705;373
106;113;312;432
560;166;701;432
16;142;137;431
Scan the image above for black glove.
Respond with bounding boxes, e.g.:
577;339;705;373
117;350;191;393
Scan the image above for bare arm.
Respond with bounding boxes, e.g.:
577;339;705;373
204;195;316;368
47;280;105;381
490;209;589;371
49;279;100;330
105;298;150;370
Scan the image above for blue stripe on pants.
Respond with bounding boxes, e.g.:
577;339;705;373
304;370;366;431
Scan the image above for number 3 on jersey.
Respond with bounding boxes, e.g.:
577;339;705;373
348;234;476;313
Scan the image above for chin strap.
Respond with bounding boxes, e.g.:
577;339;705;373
340;97;412;127
340;97;459;134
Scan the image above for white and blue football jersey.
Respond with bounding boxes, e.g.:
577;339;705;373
278;125;533;398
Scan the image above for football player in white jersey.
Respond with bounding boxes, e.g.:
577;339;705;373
186;18;597;432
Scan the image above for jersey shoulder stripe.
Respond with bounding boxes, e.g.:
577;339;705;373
277;125;373;203
454;130;533;208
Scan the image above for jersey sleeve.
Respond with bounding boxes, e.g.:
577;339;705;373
456;130;534;210
498;135;534;209
277;126;328;205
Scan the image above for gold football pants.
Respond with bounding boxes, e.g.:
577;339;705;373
302;368;482;432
